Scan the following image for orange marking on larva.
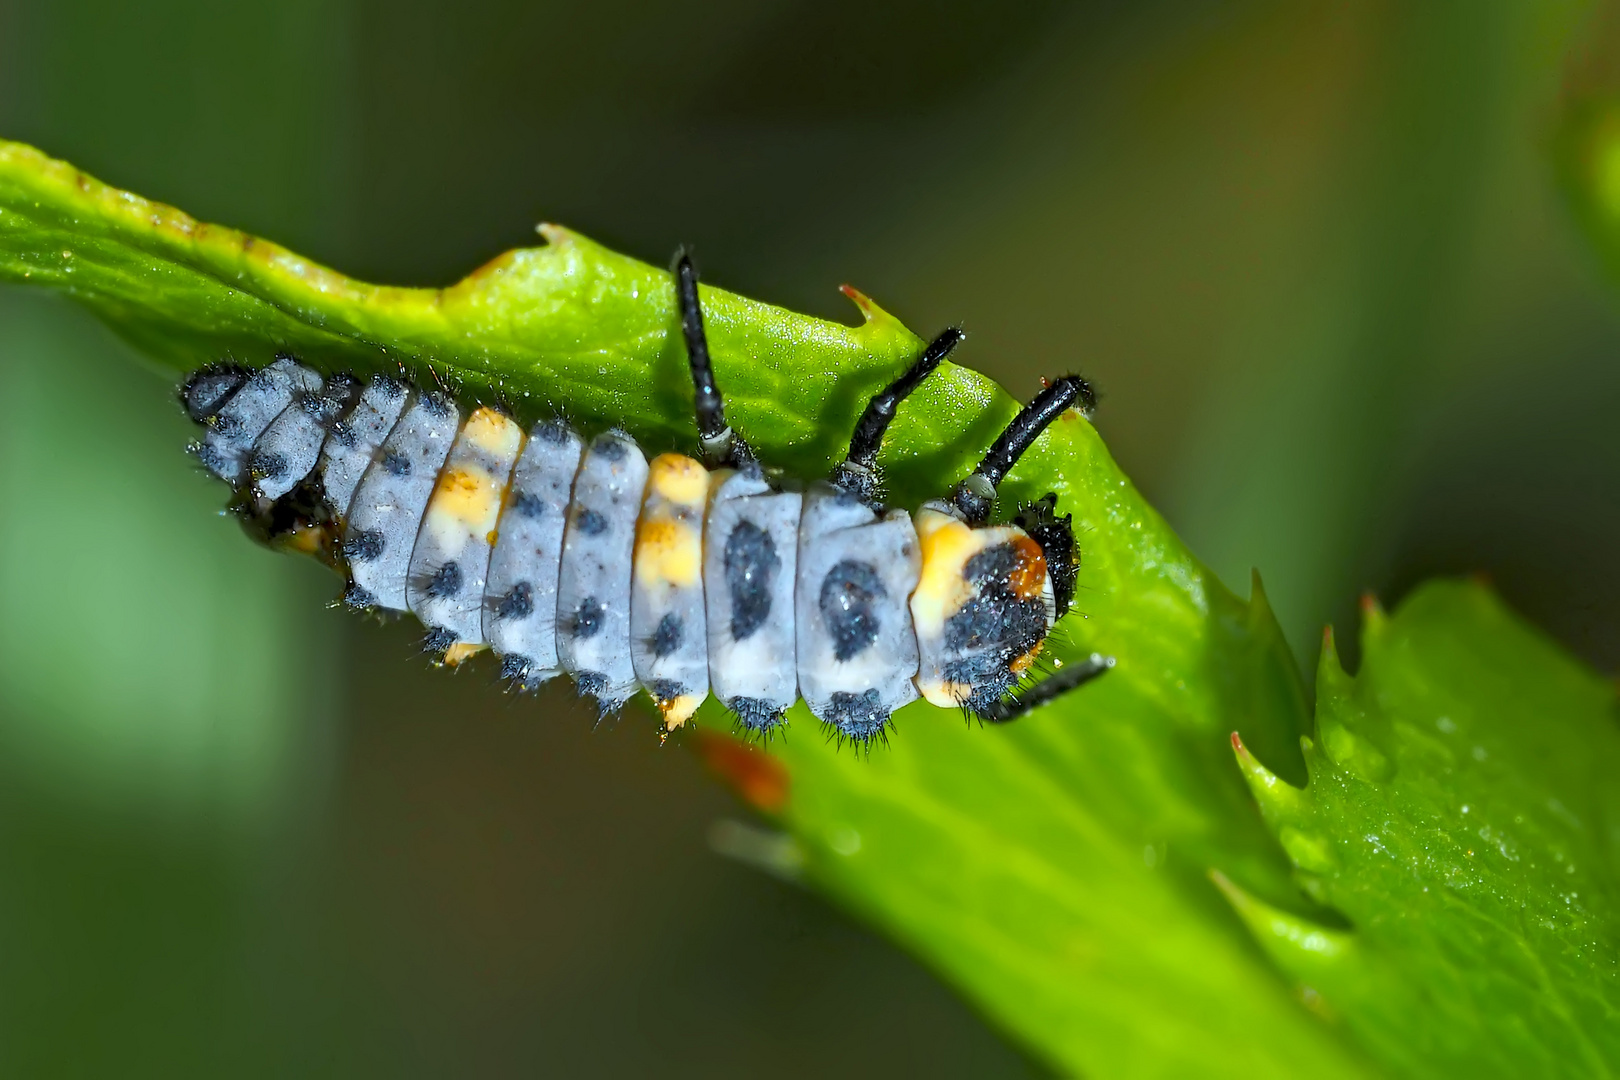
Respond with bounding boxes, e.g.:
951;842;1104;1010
693;730;789;814
1010;641;1043;675
486;529;499;547
1007;536;1048;600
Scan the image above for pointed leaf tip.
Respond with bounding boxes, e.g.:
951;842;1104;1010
1315;623;1352;698
1231;731;1308;824
1311;635;1393;784
839;283;878;323
838;284;910;337
1358;591;1388;644
535;222;571;246
1210;870;1355;972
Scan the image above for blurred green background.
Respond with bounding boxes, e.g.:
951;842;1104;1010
1;0;1616;1075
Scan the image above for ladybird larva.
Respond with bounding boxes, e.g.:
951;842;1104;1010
181;253;1113;744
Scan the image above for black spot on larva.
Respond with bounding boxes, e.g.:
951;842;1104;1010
964;542;1019;585
730;697;786;736
939;537;1048;708
593;436;629;463
382;450;411;477
575;508;608;536
571;596;606;639
819;559;885;662
534;419;570;445
653;612;683;658
509;490;545;519
343;529;384;562
329;421;358;449
421;392;455;418
943;654;1006;687
192;441;235;478
942;590;1045;660
302;386;351;426
251;449;289;482
495;581;533;620
372;375;406;399
210;411;244;438
343;583;376;609
423;561;462;599
944;657;1021;716
943;541;1047;660
422;626;458;654
181;366;247;421
500;653;533;684
724;521;778;641
825;689;889;742
574;671;619;717
648;678;686;705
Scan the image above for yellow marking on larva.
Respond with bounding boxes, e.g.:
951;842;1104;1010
648;453;709;507
635;455;711;588
635;518;703;587
461;407;524;458
658;693;704;730
442;641;488;667
919;678;973;709
910;509;981;634
428;465;503;532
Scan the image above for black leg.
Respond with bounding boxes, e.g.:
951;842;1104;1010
980;652;1113;723
952;375;1095;524
674;251;752;468
830;327;962;502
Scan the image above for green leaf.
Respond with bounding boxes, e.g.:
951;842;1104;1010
4;137;1616;1078
1228;581;1620;1077
1553;93;1620;284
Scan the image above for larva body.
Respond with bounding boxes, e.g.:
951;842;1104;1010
184;356;1068;740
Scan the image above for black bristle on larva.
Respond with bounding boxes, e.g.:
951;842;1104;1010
422;626;459;656
343;529;385;563
422;561;463;600
343;583;377;610
729;697;788;739
499;653;535;688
